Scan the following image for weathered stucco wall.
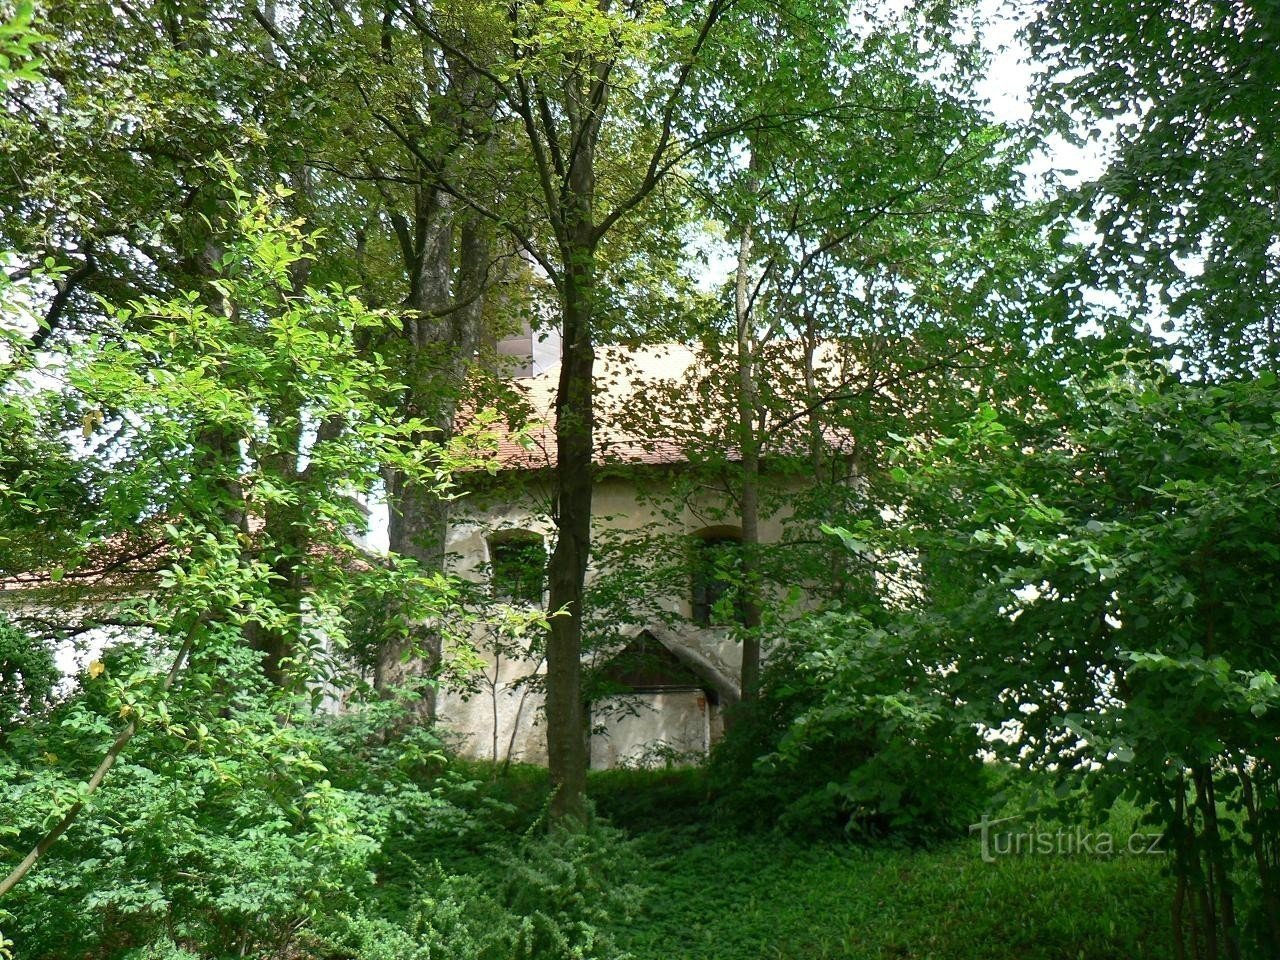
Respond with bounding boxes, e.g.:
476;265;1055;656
589;690;719;768
435;468;798;768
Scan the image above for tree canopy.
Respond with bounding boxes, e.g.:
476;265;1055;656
3;2;1279;957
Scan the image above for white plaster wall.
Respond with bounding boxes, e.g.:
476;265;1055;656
589;690;711;768
436;641;551;765
436;468;812;767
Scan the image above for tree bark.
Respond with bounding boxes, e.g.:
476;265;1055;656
364;10;503;703
1239;766;1280;957
377;193;492;711
734;151;763;702
544;217;595;823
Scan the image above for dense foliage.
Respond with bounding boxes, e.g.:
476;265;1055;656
1030;0;1280;375
3;666;440;958
840;354;1280;957
1;647;644;960
3;0;1279;957
709;606;987;840
0;192;488;952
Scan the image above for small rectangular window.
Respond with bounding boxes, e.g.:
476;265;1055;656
490;534;546;606
692;535;744;626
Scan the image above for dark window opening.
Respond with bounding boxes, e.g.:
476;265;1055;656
691;534;745;627
490;533;545;606
598;631;710;697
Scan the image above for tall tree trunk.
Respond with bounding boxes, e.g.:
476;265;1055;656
1196;764;1241;960
249;239;314;688
544;207;595;823
734;152;763;702
378;195;492;710
531;28;613;822
252;415;307;688
190;230;306;687
367;13;502;702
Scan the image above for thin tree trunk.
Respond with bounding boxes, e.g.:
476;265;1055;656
1191;766;1219;960
501;655;543;775
1171;772;1201;960
1197;765;1240;960
802;305;824;475
537;36;611;821
1240;765;1280;957
734;150;763;702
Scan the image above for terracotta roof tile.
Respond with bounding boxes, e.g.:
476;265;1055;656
472;341;858;472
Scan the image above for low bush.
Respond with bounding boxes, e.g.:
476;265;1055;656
2;634;645;960
0;641;466;960
317;817;643;960
588;766;711;834
710;605;989;840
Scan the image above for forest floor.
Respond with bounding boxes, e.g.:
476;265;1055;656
417;764;1176;960
613;829;1172;960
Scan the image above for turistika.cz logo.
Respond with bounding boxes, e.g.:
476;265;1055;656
969;813;1165;863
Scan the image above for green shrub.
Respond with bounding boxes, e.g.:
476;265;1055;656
587;766;710;834
318;816;643;960
3;643;644;960
710;605;989;840
0;641;468;960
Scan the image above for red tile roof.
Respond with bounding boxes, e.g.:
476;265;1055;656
472;341;857;472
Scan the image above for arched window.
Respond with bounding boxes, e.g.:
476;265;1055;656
691;529;744;627
489;531;546;606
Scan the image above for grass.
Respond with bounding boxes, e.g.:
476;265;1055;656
613;831;1173;960
421;763;1177;960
